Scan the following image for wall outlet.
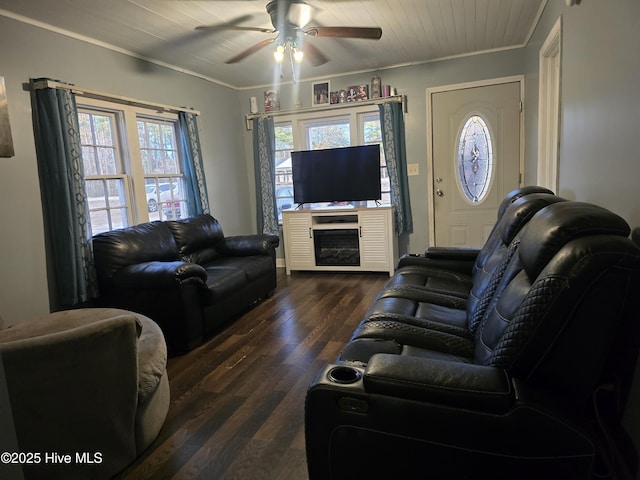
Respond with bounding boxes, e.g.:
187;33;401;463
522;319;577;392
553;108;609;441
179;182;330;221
407;163;419;176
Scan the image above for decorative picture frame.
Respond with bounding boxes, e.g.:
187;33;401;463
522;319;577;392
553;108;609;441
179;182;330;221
356;84;369;101
346;85;369;102
0;76;15;158
346;86;358;102
371;76;381;99
312;81;330;106
264;90;280;112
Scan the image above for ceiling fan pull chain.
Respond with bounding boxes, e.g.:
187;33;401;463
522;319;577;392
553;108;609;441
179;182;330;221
289;48;299;83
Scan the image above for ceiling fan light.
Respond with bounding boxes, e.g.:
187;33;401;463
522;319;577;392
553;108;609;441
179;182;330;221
293;48;304;63
274;45;285;63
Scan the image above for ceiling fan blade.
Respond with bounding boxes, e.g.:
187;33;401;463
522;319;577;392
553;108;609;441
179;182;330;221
194;13;277;33
305;26;382;40
303;42;328;66
225;37;276;64
196;25;275;34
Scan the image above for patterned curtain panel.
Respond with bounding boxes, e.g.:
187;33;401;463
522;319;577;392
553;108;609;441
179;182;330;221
179;111;210;216
379;102;413;235
31;80;97;310
253;117;278;234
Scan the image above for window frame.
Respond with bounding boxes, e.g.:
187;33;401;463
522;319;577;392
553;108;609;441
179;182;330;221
456;114;494;204
78;107;130;235
281;105;379;150
77;97;186;235
273;104;389;221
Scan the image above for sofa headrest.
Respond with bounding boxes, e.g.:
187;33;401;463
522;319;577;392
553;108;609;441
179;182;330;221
497;185;554;219
92;221;179;279
519;202;631;280
166;213;224;264
632;227;640;248
499;193;566;246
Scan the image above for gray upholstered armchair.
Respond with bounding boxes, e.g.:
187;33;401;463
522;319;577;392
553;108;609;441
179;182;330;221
0;308;169;480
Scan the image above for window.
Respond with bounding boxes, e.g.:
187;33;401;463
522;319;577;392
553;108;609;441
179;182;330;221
79;110;129;235
362;113;390;206
305;118;350;149
137;118;186;221
78;99;186;236
273;106;389;221
275;122;294;222
457;115;493;203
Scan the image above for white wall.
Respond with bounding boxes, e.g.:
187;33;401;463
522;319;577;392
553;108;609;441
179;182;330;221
0;15;249;324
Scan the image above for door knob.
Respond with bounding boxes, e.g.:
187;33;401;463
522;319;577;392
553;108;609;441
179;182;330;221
435;189;444;197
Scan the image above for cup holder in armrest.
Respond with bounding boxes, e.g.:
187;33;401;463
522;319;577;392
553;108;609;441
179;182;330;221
327;366;362;384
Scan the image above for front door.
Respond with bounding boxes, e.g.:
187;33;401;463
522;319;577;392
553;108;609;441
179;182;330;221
430;80;522;247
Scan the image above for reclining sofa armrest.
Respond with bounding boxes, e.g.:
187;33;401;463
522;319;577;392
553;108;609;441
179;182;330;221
425;246;480;260
112;261;206;288
364;353;514;413
396;249;478;274
218;233;280;256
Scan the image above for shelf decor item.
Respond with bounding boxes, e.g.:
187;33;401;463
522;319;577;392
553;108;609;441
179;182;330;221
346;86;358;102
264;90;280;111
250;96;259;113
371;76;381;99
357;85;369;101
312;81;330;105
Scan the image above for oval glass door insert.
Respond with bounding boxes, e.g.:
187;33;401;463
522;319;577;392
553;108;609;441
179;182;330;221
457;115;493;203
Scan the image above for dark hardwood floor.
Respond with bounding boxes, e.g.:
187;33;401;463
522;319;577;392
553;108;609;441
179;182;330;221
118;269;388;480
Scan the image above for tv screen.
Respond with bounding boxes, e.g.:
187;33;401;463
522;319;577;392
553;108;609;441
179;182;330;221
291;144;381;205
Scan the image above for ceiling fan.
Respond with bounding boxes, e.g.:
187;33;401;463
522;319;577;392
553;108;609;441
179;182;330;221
195;0;383;66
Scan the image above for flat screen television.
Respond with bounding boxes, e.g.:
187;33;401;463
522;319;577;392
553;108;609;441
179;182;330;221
291;144;381;205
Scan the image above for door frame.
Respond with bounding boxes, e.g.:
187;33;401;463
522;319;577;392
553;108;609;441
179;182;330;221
425;75;525;246
537;17;562;192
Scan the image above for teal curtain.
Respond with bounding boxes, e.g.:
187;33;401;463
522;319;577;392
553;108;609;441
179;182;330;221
253;117;278;234
31;80;97;310
179;111;210;216
379;102;413;235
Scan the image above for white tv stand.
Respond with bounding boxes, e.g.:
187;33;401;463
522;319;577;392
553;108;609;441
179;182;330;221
281;206;398;276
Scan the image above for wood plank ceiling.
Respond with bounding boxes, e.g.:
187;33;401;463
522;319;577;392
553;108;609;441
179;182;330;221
0;0;546;89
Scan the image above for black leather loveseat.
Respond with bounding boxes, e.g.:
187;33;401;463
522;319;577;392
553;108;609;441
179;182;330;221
305;188;640;479
92;213;279;354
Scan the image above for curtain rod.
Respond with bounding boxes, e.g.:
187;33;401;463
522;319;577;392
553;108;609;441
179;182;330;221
245;94;406;129
30;78;200;116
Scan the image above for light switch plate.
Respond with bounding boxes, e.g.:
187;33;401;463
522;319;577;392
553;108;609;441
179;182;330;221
407;163;419;176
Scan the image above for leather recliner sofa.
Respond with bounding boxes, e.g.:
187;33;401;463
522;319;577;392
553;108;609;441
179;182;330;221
92;213;279;354
305;189;640;479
